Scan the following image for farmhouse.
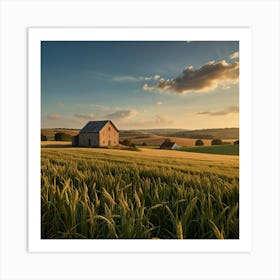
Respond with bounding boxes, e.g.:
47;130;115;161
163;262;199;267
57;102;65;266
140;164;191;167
160;141;180;150
72;120;119;147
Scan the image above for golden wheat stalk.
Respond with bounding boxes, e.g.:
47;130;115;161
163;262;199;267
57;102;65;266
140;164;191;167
176;221;184;239
134;191;141;208
102;188;116;207
209;220;224;239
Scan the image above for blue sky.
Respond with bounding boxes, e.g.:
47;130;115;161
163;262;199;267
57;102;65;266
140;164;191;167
41;41;239;130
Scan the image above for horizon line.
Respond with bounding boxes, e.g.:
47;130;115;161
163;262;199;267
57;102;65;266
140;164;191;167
41;126;240;131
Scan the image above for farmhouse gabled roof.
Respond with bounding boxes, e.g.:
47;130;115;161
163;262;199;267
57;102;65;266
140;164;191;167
160;141;177;148
80;120;119;133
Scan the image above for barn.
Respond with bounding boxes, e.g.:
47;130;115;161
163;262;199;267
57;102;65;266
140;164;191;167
160;141;180;150
72;120;119;147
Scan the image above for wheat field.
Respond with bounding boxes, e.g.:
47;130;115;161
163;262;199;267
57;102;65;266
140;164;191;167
41;145;239;239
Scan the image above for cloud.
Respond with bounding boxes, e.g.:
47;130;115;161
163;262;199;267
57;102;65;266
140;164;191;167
143;60;239;94
77;103;112;112
104;110;137;120
143;83;151;91
55;102;64;106
154;114;173;125
113;75;162;83
75;108;138;123
47;114;63;120
145;75;161;81
156;101;163;105
230;52;239;59
197;106;239;116
129;114;173;128
112;76;144;82
74;113;95;119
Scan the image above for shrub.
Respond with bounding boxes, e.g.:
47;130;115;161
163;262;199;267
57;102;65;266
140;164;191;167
195;139;204;146
120;139;138;147
211;139;223;145
142;142;147;146
120;139;132;146
126;145;139;151
54;132;72;141
41;134;47;141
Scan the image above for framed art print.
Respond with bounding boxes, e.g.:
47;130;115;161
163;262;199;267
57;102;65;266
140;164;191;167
28;27;252;253
1;0;280;279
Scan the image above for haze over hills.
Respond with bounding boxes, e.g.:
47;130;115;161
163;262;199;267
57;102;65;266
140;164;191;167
121;127;239;139
42;127;239;146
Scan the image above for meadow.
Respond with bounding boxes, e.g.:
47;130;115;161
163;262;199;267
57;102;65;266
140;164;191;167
180;144;239;155
41;143;239;239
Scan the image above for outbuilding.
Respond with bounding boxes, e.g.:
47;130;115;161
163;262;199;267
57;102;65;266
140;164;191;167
72;120;119;147
160;141;180;150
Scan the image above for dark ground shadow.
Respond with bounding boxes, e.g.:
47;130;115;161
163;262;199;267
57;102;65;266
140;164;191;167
41;142;72;148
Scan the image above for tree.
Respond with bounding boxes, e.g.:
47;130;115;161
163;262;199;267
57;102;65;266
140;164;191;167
211;139;223;145
121;139;131;146
41;134;47;141
142;142;147;146
164;138;171;143
195;139;204;146
234;140;239;145
54;132;72;141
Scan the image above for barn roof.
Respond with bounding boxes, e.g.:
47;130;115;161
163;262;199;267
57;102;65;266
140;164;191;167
80;120;119;133
160;141;177;148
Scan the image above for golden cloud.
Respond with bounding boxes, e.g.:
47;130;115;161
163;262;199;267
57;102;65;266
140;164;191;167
143;60;239;94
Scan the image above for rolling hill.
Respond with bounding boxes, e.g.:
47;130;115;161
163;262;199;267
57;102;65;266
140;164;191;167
137;127;239;139
41;127;239;147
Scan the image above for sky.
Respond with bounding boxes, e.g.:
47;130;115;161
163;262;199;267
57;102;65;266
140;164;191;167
41;41;239;130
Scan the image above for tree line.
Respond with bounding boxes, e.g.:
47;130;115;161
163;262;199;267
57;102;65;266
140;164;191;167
195;139;239;146
41;132;72;141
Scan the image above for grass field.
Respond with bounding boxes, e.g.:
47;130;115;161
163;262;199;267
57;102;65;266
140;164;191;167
180;144;239;155
41;142;239;239
121;133;215;146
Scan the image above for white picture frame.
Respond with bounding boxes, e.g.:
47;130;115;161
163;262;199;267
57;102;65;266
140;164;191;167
1;1;279;279
29;27;252;253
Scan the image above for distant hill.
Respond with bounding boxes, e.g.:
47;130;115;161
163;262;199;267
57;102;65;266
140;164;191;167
41;127;239;145
136;128;186;134
142;128;239;139
119;128;238;147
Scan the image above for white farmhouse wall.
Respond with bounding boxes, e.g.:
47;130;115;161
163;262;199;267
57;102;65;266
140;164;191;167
171;143;180;150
